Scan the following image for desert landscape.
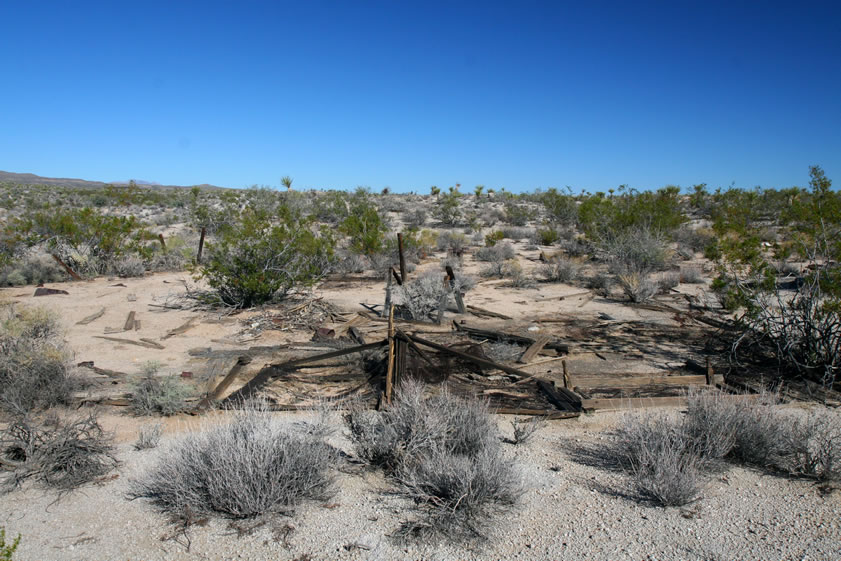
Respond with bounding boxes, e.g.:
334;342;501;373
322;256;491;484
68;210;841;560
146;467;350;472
0;173;839;560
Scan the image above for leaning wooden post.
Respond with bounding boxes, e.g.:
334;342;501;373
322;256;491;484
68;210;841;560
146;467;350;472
445;265;465;313
158;233;167;250
705;357;714;386
397;232;407;284
386;305;396;404
196;227;207;264
562;359;570;389
51;254;83;281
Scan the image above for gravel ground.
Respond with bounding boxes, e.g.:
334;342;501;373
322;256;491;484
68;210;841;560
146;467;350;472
2;410;839;561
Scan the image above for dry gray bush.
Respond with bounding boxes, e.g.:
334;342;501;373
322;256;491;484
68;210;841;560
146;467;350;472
404;208;427;228
130;400;338;520
658;271;680;292
475;242;516;262
111;255;146;277
0;306;74;415
617;271;659;302
1;412;117;492
345;380;521;541
436;231;469;253
614;413;705;506
603;227;669;276
538;258;579;283
134;423;163;451
679;266;705;284
130;371;193;416
332;252;369;274
499;226;534;240
780;407;841;481
393;272;474;321
508;416;545;445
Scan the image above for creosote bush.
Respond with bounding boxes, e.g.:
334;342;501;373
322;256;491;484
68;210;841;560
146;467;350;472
345;380;521;541
0;305;74;415
393;271;474;321
538;258;579;283
130;400;338;521
130;366;193;416
134;423;163;451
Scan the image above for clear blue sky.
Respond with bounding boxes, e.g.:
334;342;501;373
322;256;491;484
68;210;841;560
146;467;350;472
1;0;839;193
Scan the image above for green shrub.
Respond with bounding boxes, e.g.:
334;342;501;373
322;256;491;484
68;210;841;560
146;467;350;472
484;230;505;247
0;528;20;560
535;227;560;246
199;207;333;308
339;189;388;255
130;374;193;416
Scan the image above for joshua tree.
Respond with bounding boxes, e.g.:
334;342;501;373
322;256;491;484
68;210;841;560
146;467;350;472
474;185;484;199
281;176;293;191
430;185;440;200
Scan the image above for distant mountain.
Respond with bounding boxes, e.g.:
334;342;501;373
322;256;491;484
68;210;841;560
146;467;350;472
0;170;227;191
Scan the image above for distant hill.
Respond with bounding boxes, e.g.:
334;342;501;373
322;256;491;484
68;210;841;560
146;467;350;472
0;170;227;191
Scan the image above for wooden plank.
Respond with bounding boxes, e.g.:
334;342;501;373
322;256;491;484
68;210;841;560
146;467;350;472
518;334;552;364
465;305;512;320
386;306;395;404
197;356;252;409
76;307;106;325
453;323;570;353
537;379;583;412
407;334;539;381
94;335;164;350
162;317;199;340
571;374;708;390
582;394;759;412
123;311;136;331
76;361;127;378
139;338;165;349
221;340;388;404
334;314;367;337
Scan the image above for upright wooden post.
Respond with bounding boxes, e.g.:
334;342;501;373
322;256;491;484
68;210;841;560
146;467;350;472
705;357;714;386
562;359;570;389
386;305;396;404
158;233;167;250
383;269;393;318
397;232;407;284
196;227;207;264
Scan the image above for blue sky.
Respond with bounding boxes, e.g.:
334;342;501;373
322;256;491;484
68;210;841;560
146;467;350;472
1;1;839;193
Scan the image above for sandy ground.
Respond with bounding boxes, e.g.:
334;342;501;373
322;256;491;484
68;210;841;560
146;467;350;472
3;259;838;560
2;410;839;561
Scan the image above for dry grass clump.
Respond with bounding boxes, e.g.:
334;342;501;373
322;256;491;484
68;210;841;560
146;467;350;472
484;341;523;363
679;266;705;284
616;271;658;303
0;305;74;415
134;423;163;451
538;258;579;283
111;255;146;277
610;390;841;507
130;400;339;521
1;412;117;492
345;380;522;541
507;416;545;445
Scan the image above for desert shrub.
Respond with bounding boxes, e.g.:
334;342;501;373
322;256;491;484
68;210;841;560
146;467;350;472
710;167;841;387
484;230;505;247
614;413;704;506
146;234;194;272
0;528;21;560
480;208;505;227
475;242;516;262
199;206;333;308
679;266;705;284
130;401;338;520
433;190;462;226
111;255;146;277
332;252;370;274
503;202;534;226
673;225;714;254
0;254;66;287
508;417;544;445
603;227;669;276
0;413;117;492
658;271;680;292
578;186;685;241
0;306;73;415
500;226;534;240
538;258;579;283
617;272;658;303
339;189;389;255
780;407;841;481
345;381;521;540
585;272;614;296
404;208;427;228
134;423;163;451
436;231;469;253
130;374;193;416
540;188;578;223
503;261;537;288
535;227;560;246
11;207;152;277
393;271;473;321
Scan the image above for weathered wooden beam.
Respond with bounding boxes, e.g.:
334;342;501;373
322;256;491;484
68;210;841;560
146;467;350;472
76;307;106;325
124;311;136;331
196;226;206;264
537;379;583;412
465;305;512;320
582;394;759;412
571;374;708;390
221;340;388;404
51;253;83;280
386;306;395;404
94;335;164;350
397;232;407;284
454;322;570;353
406;333;539;381
518;334;552;364
197;356;252;409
